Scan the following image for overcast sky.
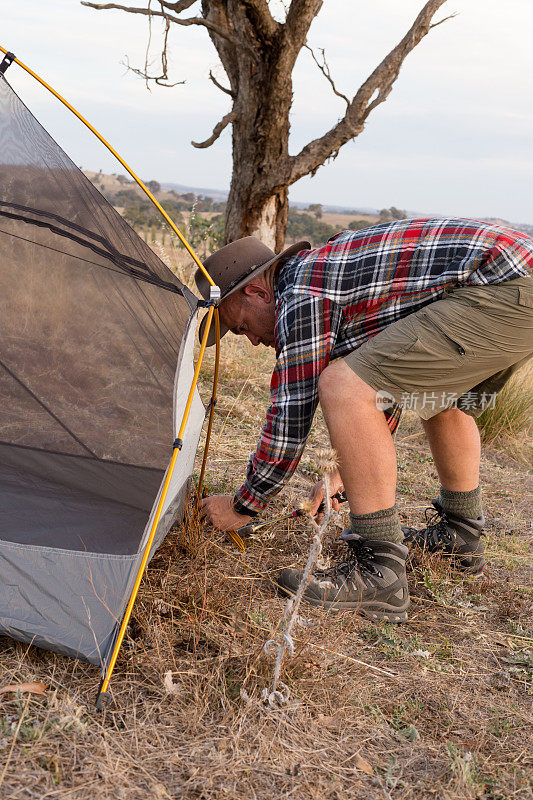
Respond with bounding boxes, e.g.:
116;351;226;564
3;1;533;222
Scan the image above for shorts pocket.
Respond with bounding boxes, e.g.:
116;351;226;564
518;286;533;308
385;334;420;361
379;334;461;390
420;311;474;358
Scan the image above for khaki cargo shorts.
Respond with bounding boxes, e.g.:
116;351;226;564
345;275;533;420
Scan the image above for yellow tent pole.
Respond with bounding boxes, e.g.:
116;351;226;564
0;45;214;287
96;305;216;709
196;307;221;501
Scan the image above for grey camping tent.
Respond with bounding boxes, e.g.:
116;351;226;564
0;69;207;685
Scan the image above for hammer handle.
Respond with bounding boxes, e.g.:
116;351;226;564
317;490;348;515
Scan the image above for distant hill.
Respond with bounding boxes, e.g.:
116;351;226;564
161;181;379;216
481;217;533;237
161;181;228;203
86;172;532;236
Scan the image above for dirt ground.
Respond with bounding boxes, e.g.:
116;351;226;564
0;268;531;799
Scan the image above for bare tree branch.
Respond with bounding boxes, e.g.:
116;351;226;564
284;0;323;46
208;69;235;98
117;2;186;87
81;2;258;56
123;54;186;86
430;12;458;28
191;110;236;148
159;0;196;11
304;44;349;107
242;0;280;44
280;0;323;70
288;0;448;185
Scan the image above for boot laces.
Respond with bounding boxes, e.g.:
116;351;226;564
316;539;383;582
420;506;454;549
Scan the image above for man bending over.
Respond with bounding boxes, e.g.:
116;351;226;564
198;218;533;622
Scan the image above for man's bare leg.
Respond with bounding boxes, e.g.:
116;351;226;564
421;408;480;492
409;407;485;573
420;406;484;524
317;360;396;515
276;358;409;620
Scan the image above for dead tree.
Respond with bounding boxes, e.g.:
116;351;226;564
82;0;450;249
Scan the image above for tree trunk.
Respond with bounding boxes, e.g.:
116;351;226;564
223;62;292;251
226;170;289;251
203;0;302;250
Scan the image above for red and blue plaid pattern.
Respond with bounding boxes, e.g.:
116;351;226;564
234;217;533;515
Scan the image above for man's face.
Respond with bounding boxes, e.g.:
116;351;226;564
220;285;276;348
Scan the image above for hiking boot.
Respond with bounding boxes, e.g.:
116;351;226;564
402;500;485;574
276;533;409;622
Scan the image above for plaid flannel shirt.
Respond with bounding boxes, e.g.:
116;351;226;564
234;217;533;516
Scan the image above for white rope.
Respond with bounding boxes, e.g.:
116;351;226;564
262;473;337;706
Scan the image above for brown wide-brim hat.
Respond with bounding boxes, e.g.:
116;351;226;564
195;236;310;346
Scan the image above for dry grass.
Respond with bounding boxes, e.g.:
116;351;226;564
476;364;533;462
0;266;532;799
320;211;378;228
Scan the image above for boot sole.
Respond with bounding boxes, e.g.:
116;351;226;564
276;581;409;623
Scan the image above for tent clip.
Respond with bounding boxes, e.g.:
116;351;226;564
0;52;15;74
198;285;221;308
173;438;183;450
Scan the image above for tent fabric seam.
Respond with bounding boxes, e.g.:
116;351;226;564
0;207;183;294
0;539;139;560
0;441;166;473
0;199;178;273
0;225;180;289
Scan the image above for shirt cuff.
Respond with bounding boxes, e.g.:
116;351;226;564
233;488;265;517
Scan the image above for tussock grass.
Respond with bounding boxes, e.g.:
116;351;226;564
476;363;533;458
0;258;531;798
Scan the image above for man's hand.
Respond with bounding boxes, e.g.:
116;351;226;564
199;494;252;532
308;469;344;521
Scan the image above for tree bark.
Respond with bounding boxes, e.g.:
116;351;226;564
83;0;449;250
200;1;304;248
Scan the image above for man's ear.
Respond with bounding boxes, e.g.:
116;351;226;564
242;282;271;303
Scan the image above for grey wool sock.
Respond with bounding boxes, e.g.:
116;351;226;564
350;505;403;544
439;486;483;520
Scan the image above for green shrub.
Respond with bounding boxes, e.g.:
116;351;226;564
348;219;371;231
286;210;338;246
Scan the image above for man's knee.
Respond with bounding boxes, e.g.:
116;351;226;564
422;406;480;430
318;360;376;406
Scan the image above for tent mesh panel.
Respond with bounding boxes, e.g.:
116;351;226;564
0;73;199;553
